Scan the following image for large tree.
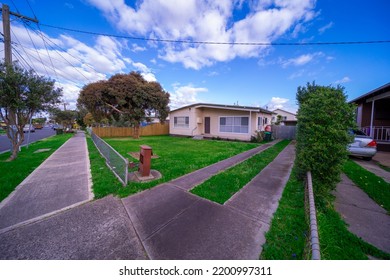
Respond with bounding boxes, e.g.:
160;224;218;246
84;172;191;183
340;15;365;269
0;62;62;160
78;71;170;138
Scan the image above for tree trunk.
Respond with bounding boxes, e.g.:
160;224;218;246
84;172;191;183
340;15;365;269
133;124;140;139
6;127;24;161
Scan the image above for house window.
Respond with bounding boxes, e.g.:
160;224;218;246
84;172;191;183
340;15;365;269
258;117;263;130
263;117;268;125
220;116;249;133
174;116;189;128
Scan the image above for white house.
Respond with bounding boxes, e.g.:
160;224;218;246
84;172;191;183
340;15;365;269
272;109;297;125
169;103;274;141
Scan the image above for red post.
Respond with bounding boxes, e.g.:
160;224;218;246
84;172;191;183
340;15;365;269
139;145;152;177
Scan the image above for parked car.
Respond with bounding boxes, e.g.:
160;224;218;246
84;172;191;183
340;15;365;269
23;124;35;133
348;129;377;160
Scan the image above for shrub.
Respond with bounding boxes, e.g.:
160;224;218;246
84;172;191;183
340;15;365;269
295;82;355;193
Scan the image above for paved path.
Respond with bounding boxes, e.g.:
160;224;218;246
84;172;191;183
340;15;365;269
122;142;295;259
0;139;295;259
334;174;390;253
0;131;93;233
353;158;390;183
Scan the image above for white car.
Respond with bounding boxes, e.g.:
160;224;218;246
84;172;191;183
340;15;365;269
23;124;35;133
348;129;377;161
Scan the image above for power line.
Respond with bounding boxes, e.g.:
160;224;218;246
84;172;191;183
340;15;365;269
39;22;390;46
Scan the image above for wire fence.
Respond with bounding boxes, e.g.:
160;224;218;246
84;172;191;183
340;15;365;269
87;128;128;186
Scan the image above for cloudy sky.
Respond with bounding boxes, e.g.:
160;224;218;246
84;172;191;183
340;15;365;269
1;0;389;112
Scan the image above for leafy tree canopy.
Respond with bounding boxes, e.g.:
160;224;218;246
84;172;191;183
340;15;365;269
78;71;170;138
0;62;62;160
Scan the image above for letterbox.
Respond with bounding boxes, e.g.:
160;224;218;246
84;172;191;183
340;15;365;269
139;145;152;177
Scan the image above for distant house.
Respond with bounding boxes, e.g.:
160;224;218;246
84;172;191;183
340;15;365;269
169;103;273;141
350;82;390;151
272;109;297;126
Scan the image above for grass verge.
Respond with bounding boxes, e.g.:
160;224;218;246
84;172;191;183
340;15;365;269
343;159;390;212
86;136;123;199
101;135;259;198
376;162;390;172
260;166;309;259
191;140;290;204
0;133;73;202
316;191;390;259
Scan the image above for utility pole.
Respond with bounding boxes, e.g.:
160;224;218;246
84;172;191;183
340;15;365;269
1;4;38;151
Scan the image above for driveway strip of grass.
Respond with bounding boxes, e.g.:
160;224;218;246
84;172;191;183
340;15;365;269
343;159;390;212
191;140;290;204
0;133;73;202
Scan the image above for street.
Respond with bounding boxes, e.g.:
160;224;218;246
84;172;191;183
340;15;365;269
0;127;56;153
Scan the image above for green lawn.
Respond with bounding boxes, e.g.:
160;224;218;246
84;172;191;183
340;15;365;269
86;136;123;199
343;159;390;212
261;164;390;260
260;166;309;260
0;134;73;202
191;140;290;204
102;135;260;197
0;129;5;135
316;192;390;260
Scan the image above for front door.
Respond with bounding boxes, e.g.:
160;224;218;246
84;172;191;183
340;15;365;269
205;117;210;134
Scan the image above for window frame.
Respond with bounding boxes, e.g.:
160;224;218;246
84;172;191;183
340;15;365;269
219;116;249;134
173;116;190;128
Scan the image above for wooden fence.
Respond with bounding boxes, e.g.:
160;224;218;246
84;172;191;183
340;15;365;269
271;125;297;140
92;123;169;138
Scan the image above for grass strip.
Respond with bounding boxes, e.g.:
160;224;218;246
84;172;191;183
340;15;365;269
0;133;73;202
315;192;390;260
260;166;309;259
343;159;390;212
376;162;390;172
191;140;290;204
104;135;260;197
86;136;123;199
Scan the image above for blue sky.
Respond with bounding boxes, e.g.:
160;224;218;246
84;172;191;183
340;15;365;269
1;0;389;112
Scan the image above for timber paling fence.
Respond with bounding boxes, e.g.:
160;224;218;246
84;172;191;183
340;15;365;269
271;125;296;140
92;123;169;138
87;128;128;186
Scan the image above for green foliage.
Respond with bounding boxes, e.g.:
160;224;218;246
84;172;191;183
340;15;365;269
260;167;309;260
295;82;355;193
0;62;62;160
78;72;170;138
191;140;290;204
50;108;77;129
250;130;265;142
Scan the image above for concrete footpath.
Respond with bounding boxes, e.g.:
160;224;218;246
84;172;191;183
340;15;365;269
0;139;295;259
122;143;295;259
334;174;390;253
353;158;390;183
0;131;93;233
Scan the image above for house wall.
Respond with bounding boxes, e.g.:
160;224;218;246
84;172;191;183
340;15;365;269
273;109;297;121
169;106;273;141
169;107;198;136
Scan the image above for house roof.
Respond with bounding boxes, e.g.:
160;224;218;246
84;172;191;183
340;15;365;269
272;108;296;116
349;82;390;104
170;103;273;114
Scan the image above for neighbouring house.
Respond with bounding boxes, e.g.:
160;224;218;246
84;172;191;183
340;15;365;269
272;109;297;126
169;103;273;141
350;82;390;151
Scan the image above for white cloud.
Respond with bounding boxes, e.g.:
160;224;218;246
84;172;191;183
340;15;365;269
131;43;146;52
319;21;334;34
1;22;133;109
266;97;289;110
335;76;351;84
87;0;318;69
282;52;324;68
131;62;157;82
169;84;208;109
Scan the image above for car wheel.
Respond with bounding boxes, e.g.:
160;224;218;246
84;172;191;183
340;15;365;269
363;157;372;161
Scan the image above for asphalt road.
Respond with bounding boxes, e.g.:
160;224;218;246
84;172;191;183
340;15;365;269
0;127;56;153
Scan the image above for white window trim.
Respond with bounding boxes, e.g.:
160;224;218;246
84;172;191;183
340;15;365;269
173;116;190;128
218;115;250;134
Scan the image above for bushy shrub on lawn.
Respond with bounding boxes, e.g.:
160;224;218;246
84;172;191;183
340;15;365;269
295;82;355;193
